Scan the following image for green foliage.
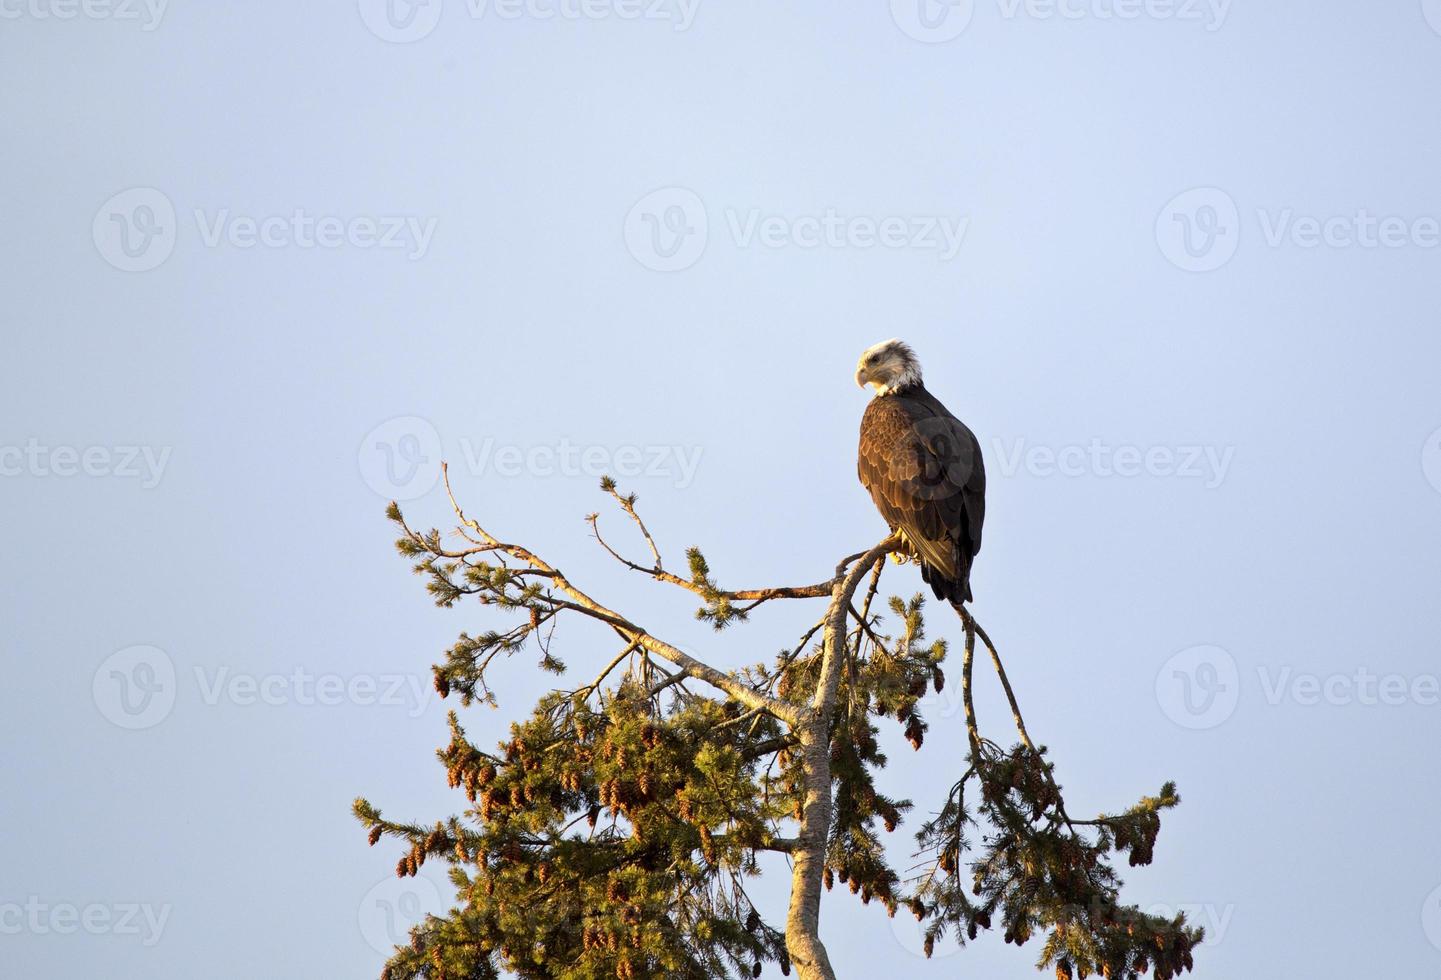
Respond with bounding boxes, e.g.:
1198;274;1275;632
685;547;749;630
364;499;1199;979
357;685;793;980
911;746;1201;979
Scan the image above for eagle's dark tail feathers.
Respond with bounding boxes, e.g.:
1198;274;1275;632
920;558;972;606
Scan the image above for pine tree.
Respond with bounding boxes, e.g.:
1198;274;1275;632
354;467;1202;980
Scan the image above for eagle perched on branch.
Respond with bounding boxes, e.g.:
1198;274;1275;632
856;339;987;606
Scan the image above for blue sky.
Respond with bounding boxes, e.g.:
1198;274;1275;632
4;1;1441;976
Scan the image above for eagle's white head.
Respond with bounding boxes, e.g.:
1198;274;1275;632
855;338;922;396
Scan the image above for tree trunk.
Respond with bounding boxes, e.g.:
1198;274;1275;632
784;718;837;980
783;543;893;980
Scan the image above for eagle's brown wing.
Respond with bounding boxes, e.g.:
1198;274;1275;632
858;388;985;603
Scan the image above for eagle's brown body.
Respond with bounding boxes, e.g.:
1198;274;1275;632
857;382;986;604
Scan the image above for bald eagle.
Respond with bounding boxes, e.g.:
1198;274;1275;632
856;339;986;606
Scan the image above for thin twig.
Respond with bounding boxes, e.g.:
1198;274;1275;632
601;482;665;569
960;614;981;757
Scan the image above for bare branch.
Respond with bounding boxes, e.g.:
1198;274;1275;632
599;479;665;569
572;636;645;701
960;615;981;757
588;485;876;607
440;464;798;724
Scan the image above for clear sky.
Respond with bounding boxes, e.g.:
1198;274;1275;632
4;1;1441;977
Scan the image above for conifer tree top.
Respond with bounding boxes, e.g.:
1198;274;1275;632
356;470;1200;980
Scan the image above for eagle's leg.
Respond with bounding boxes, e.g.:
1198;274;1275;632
888;526;917;564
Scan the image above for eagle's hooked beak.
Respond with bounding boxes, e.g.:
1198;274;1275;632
855;366;869;389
